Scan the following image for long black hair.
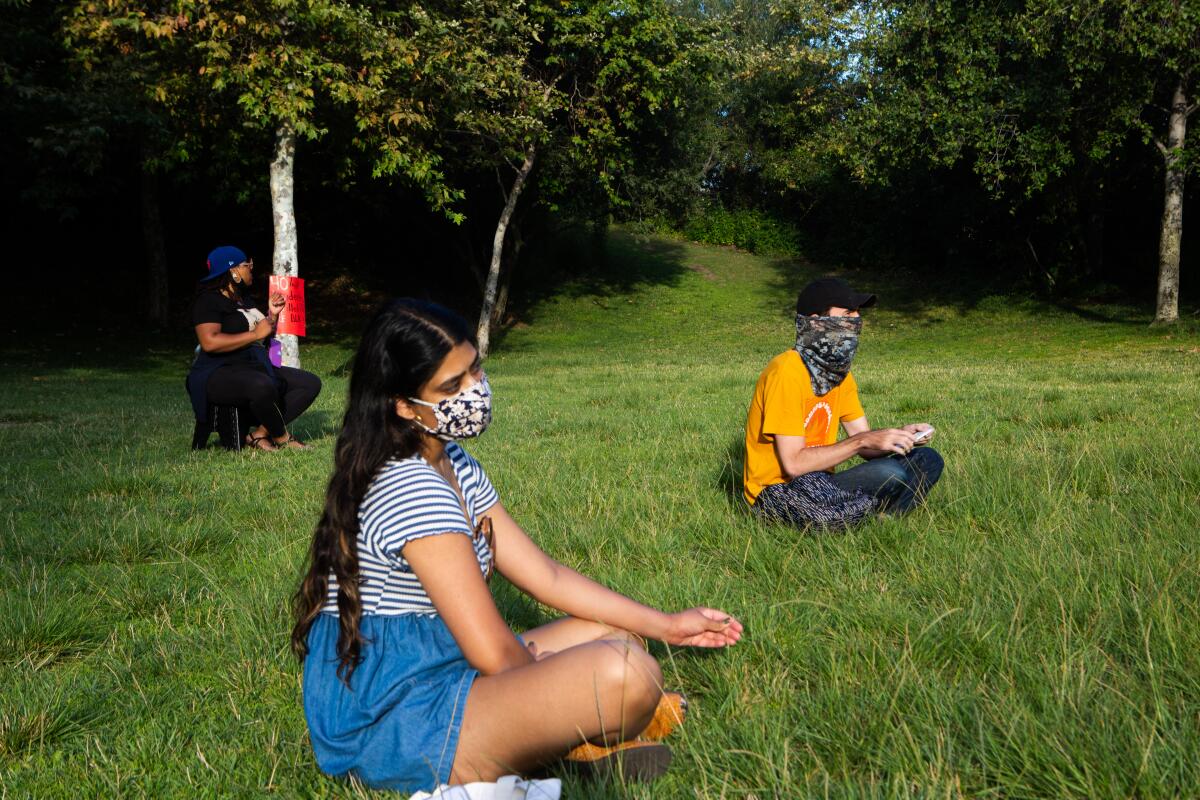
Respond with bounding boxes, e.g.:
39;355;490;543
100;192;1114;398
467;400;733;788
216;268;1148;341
291;299;475;683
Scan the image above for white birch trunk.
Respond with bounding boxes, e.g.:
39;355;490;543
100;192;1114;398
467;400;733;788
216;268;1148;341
1155;78;1187;325
477;145;536;357
271;123;301;366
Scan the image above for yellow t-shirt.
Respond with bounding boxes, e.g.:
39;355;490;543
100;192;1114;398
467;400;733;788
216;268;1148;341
743;350;866;503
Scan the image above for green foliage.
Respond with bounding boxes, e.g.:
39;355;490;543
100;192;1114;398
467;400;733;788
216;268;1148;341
641;0;1200;293
839;0;1200;198
65;0;471;216
681;204;802;256
508;0;714;220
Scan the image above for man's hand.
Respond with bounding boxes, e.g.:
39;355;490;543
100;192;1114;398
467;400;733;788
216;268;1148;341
853;427;916;456
902;423;934;446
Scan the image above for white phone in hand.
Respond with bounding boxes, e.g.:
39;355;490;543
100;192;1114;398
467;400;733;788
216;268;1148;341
911;427;935;443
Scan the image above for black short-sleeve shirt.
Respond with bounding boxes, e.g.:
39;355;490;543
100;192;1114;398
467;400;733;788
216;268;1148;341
192;290;267;361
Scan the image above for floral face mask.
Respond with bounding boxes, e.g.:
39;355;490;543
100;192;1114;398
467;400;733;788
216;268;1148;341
407;374;493;441
795;314;862;396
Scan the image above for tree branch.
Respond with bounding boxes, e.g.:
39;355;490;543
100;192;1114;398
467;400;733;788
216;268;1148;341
1155;137;1169;158
496;167;509;204
445;128;506;148
699;141;719;182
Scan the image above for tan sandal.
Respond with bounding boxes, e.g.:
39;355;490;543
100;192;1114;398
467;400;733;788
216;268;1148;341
271;433;311;450
245;433;277;451
564;739;672;782
640;691;688;741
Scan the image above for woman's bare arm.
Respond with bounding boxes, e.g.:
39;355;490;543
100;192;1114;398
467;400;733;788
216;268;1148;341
194;320;272;354
404;532;534;675
488;503;742;648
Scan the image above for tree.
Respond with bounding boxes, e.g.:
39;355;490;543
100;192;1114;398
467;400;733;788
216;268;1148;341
430;0;709;356
832;0;1199;318
1023;0;1200;323
68;1;399;364
181;1;385;366
346;0;542;354
691;0;864;210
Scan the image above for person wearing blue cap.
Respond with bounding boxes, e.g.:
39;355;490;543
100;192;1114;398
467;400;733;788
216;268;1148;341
186;245;321;450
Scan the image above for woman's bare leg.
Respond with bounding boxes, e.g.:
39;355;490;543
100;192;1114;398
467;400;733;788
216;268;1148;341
450;638;663;783
520;617;639;655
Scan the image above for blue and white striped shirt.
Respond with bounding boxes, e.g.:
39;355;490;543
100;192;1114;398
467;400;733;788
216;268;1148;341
322;442;499;616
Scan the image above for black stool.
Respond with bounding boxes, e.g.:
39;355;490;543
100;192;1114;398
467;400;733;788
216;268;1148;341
191;404;254;451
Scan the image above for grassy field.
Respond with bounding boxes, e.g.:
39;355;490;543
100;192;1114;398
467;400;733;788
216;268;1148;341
2;229;1199;798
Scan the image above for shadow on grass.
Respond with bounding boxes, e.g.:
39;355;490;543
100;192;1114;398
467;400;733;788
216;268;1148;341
291;409;341;442
296;225;695;355
0;328;198;378
761;255;1012;319
493;227;692;350
494;578;550;633
519;225;690;301
1048;299;1158;325
760;253;1166;326
716;436;747;510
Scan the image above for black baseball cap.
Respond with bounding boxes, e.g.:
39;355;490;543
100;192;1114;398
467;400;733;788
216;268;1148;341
795;277;877;315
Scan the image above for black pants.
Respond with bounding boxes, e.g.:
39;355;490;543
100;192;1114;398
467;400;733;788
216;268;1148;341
206;365;321;439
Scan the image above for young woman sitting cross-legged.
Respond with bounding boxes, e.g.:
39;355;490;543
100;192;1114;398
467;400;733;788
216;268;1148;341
291;299;743;794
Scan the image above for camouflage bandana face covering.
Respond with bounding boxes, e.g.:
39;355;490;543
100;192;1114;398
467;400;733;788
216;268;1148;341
795;314;862;396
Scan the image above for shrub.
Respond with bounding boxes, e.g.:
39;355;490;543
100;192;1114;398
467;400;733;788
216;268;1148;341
682;206;802;257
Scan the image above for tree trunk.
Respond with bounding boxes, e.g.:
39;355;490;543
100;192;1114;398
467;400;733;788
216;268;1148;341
494;274;511;330
477;145;536;357
140;162;169;328
270;123;301;365
492;222;524;329
1155;78;1187;325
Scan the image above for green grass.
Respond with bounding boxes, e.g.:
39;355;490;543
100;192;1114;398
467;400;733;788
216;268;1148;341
2;228;1199;798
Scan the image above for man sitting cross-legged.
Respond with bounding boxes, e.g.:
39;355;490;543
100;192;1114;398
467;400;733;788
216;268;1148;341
742;277;944;529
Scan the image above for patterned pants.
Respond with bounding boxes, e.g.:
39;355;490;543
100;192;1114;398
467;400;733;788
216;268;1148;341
752;471;879;530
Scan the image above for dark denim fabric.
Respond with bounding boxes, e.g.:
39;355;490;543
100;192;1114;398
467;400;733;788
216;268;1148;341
829;447;944;514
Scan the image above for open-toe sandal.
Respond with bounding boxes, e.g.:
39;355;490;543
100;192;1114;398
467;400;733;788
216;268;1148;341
246;433;277;451
563;739;672;782
640;691;688;741
272;434;311;450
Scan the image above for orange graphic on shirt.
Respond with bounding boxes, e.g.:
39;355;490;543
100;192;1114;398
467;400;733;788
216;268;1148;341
803;401;832;446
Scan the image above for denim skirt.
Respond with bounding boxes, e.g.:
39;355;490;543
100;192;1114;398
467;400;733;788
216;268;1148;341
303;612;478;792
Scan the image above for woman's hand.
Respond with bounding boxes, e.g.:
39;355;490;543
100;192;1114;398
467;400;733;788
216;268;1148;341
269;292;287;319
253;318;274;341
663;607;744;648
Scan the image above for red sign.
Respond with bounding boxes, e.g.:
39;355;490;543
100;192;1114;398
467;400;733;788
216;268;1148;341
269;275;307;337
